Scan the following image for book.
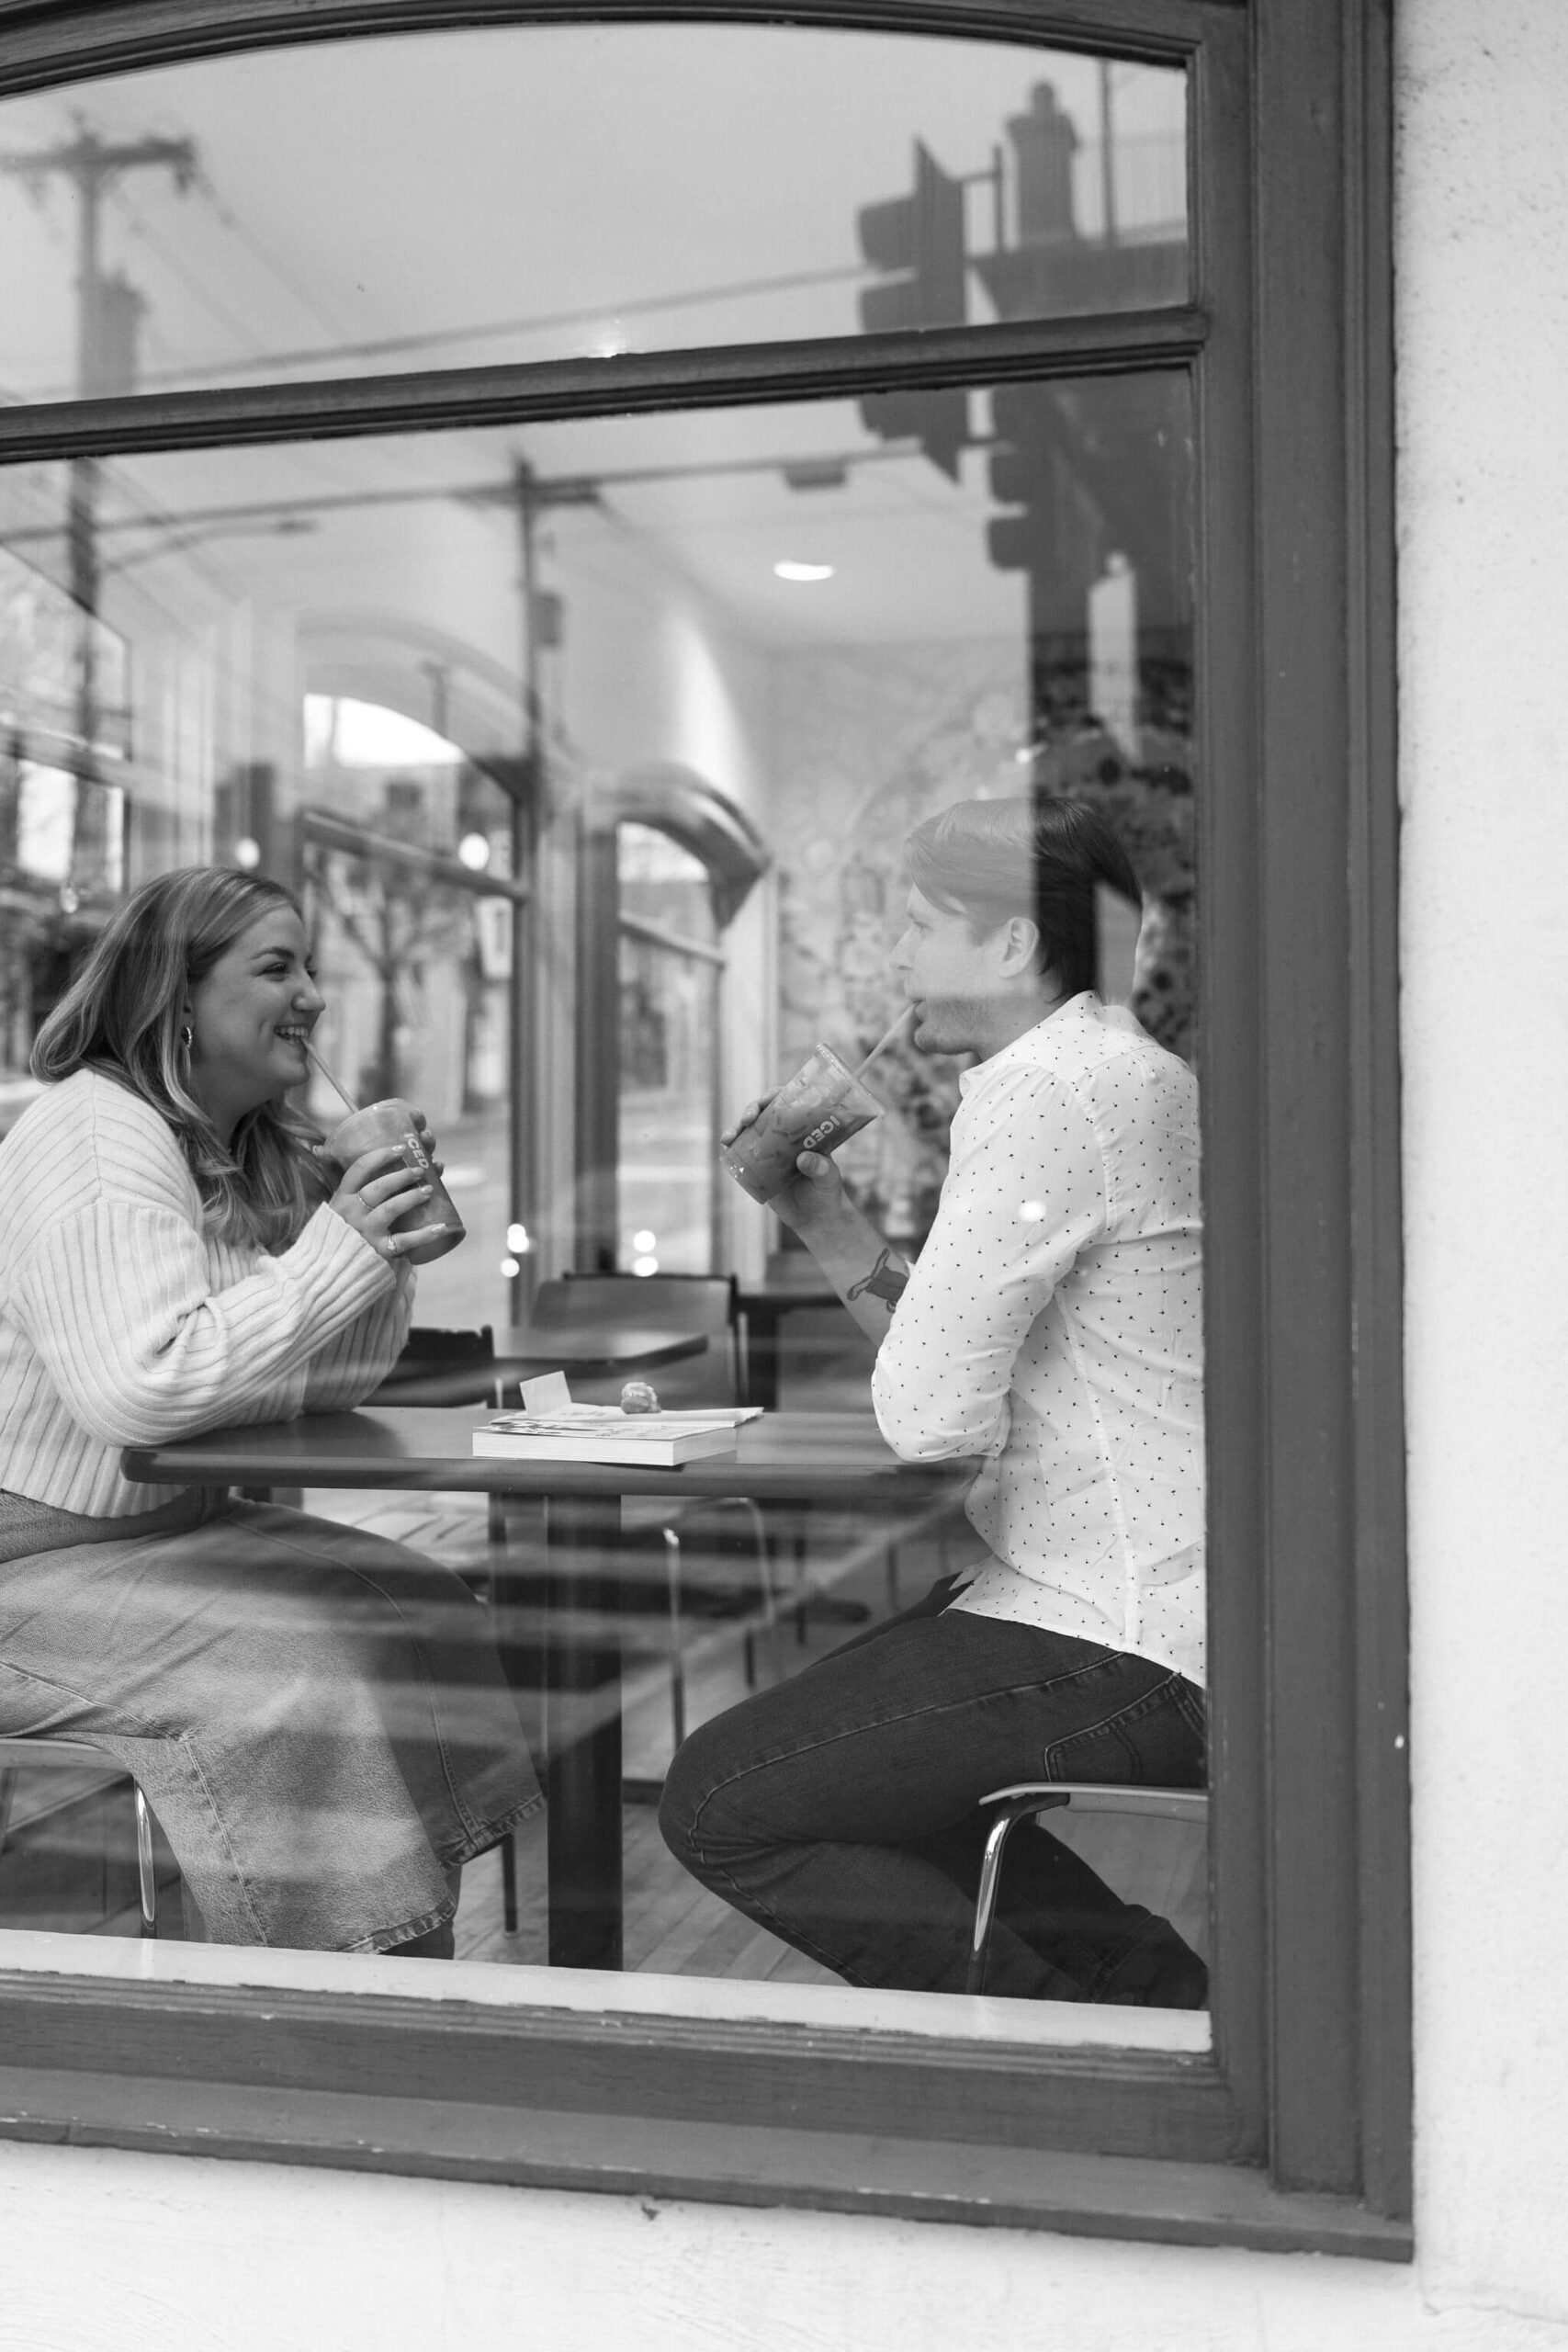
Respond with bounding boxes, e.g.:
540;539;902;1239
472;1407;747;1467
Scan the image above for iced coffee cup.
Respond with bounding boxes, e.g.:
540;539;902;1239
720;1044;883;1204
323;1098;466;1264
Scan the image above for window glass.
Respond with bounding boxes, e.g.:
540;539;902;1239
297;699;519;1331
0;26;1186;403
0;376;1201;2027
616;825;721;1277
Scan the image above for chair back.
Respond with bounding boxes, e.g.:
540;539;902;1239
397;1325;497;1367
531;1273;743;1406
373;1326;501;1408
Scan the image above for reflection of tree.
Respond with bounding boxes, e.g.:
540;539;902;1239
619;965;669;1090
1034;718;1196;1061
303;808;469;1104
829;848;968;1251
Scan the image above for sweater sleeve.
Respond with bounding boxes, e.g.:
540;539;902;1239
8;1193;398;1447
871;1065;1105;1461
300;1259;416;1410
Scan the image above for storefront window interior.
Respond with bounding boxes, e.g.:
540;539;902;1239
0;362;1200;1992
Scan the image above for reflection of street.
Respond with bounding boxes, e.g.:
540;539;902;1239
619;1085;713;1273
406;1089;718;1331
401;1102;513;1330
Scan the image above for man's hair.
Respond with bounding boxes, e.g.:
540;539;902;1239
32;865;330;1250
904;795;1141;999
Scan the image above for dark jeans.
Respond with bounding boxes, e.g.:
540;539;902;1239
660;1577;1208;2003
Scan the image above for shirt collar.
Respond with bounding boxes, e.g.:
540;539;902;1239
957;991;1101;1096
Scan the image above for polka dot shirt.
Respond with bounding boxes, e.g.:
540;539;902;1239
871;994;1206;1686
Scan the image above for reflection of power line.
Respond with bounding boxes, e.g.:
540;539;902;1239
118;261;868;389
111;183;268;362
192;165;360;345
0;440;922;558
104;515;317;577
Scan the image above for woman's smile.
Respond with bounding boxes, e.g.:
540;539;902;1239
185;907;326;1139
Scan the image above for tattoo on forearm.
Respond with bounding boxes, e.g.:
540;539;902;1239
848;1248;908;1314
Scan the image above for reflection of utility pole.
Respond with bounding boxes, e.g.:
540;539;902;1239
1097;59;1119;248
510;458;545;1307
419;659;451;742
1;121;195;890
510;463;622;1272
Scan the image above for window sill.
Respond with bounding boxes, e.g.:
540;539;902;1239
0;2059;1410;2258
0;1940;1405;2259
0;1928;1211;2053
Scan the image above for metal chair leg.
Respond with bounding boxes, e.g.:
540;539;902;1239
660;1498;783;1745
663;1527;688;1752
965;1791;1069;1994
737;1498;785;1688
133;1782;158;1939
501;1830;519;1934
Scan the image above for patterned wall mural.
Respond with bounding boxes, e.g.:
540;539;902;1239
769;634;1194;1250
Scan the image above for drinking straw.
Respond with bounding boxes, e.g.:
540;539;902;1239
305;1042;359;1117
852;1004;915;1082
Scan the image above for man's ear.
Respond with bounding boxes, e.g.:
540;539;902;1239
997;913;1043;978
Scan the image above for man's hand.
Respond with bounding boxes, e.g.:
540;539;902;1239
723;1091;908;1340
724;1094;847;1236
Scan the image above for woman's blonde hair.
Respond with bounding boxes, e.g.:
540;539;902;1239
31;865;331;1250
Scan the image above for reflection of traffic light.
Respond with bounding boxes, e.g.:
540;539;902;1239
986;384;1055;574
214;763;276;875
857;140;969;481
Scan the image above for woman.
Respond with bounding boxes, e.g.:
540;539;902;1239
0;866;540;1955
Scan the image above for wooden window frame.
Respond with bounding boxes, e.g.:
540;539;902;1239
0;0;1408;2256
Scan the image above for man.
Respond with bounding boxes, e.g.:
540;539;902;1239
660;796;1207;2004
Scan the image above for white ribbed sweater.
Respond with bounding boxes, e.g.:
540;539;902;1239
0;1068;412;1517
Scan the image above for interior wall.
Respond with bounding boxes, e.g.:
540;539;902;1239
4;4;1568;2344
541;516;778;1278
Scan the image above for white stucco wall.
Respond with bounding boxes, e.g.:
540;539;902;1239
5;3;1568;2344
1397;0;1568;2326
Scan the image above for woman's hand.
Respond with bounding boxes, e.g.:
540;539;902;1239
325;1144;446;1262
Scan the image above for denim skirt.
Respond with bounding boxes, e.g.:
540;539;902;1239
0;1483;542;1951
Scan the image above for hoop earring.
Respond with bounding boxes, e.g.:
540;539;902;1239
179;1023;194;1052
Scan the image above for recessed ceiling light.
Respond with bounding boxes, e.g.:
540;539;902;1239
773;560;836;582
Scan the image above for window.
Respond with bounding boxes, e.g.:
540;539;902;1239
0;0;1407;2253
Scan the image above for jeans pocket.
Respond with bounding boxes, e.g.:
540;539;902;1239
1043;1672;1207;1787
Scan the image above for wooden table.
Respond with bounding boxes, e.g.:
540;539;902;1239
122;1408;972;1972
369;1325;707;1408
